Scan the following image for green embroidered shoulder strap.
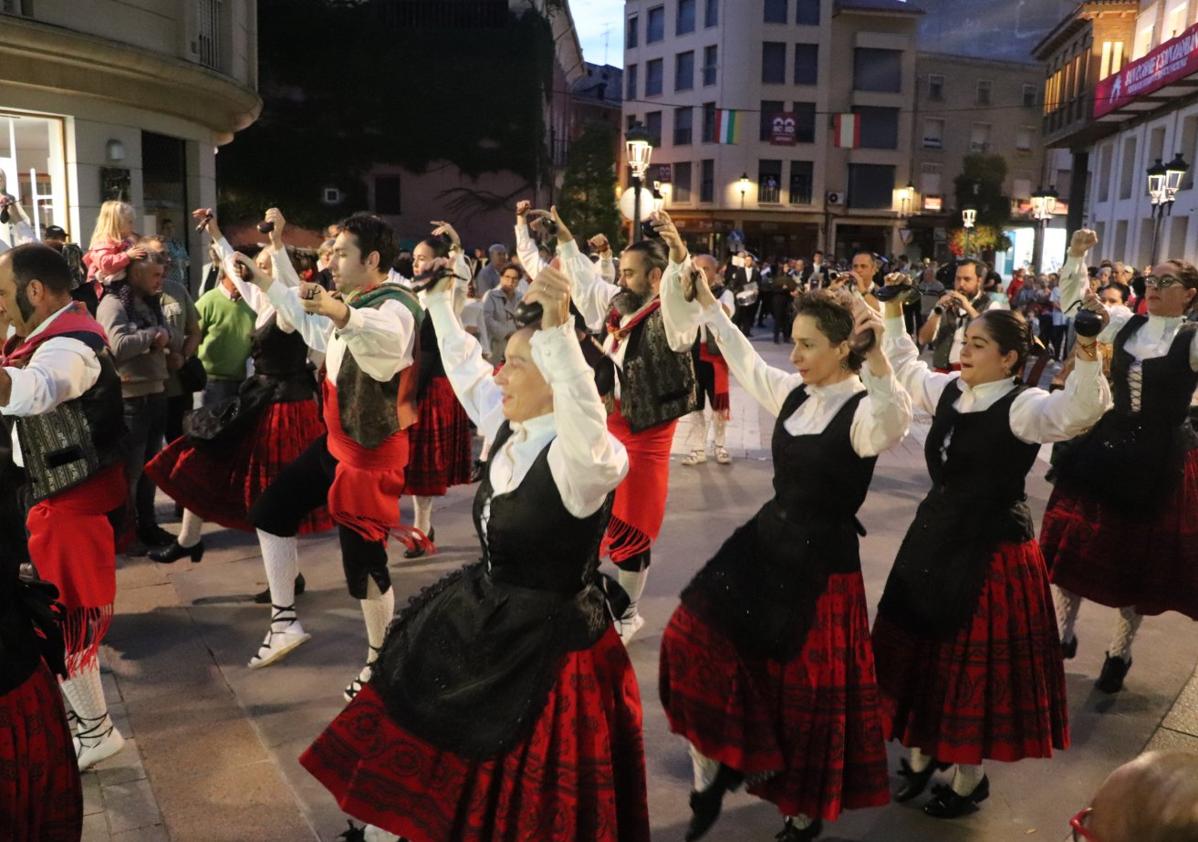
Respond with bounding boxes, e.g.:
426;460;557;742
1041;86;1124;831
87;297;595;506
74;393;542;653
349;283;424;326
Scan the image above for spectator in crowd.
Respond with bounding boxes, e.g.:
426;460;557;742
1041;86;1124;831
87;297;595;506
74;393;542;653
809;249;831;288
42;224;92;312
140;236;202;443
482;262;523;362
731;252;761;336
96;249;176;552
158;218;190;286
475;242;508;297
0;173;35;253
194;250;257;406
84;200;146;290
1071;751;1198;842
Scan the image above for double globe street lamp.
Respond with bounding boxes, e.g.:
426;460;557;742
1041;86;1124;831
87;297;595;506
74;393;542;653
1147;152;1189;265
1030;185;1058;273
625;122;655;246
961;205;977;257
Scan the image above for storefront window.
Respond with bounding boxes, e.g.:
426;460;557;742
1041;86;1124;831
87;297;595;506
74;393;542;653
0;111;69;237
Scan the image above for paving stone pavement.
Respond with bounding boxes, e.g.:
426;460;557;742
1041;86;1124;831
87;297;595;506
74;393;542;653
82;332;1198;842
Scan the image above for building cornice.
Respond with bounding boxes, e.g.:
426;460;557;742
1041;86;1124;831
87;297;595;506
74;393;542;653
0;15;261;143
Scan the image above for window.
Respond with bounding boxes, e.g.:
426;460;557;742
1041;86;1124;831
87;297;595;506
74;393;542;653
626;114;637;134
1133;9;1154;60
703;45;718;86
674;162;693;202
646;111;663;146
1166;0;1188;38
1012;178;1032;200
1022;83;1036;108
1016;126;1034;152
647;5;665;42
374;175;401;214
759;160;782;203
677;0;696;34
626;64;638;100
969;122;991;152
1180;115;1198;189
922;118;944;148
853;106;899;149
674;106;694;145
197;0;224;70
794;43;819;85
762;42;787;84
794;102;816;142
0;111;69;234
789;161;814;204
854;48;901;92
1100;41;1125;80
675;51;695;91
702;102;717;142
701;159;715;202
928;73;944;100
919;162;942;196
646;59;663;96
626;15;638;49
847;164;896;209
796;0;819;25
760;101;785;141
765;0;788;24
1119;136;1137;199
705;0;718;27
1098;142;1113;202
976;80;992;105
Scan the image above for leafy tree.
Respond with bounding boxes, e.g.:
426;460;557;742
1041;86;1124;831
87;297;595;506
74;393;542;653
556;121;621;247
953;153;1011;229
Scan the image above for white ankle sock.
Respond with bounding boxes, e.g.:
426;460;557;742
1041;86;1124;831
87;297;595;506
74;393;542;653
909;746;932;773
256;529;298;626
177;509;203;548
689;742;720;791
617;567;649;619
786;814;814;830
363;826;401;842
1054;586;1081;643
1108;606;1143;661
951;763;985;797
413;496;433;536
359;579;395;671
60;662;112;745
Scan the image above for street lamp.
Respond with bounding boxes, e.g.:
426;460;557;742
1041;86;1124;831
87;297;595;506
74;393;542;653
738;172;750;209
962;205;977;256
1147;153;1190;264
625;122;655;245
898;181;914;219
1030;184;1058;272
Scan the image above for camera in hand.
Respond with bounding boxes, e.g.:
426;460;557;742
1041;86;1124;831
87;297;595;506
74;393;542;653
1074;307;1104;338
0;193;13;225
257;221;275;235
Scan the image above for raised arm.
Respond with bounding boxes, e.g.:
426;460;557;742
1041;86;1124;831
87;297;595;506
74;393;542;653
552;209;619;331
881;300;955;415
422;284;505;441
1009;356;1112;443
0;337;100;416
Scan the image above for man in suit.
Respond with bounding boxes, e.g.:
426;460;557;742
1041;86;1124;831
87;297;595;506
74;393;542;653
731;252;762;336
808;249;831;288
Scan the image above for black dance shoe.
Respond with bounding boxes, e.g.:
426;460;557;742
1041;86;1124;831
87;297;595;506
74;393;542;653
775;817;823;841
253;573;306;605
138;525;175;549
404;528;435;560
922;776;990;818
1096;652;1132;693
149;540;205;564
893;758;949;802
685;763;744;841
1061;635;1078;660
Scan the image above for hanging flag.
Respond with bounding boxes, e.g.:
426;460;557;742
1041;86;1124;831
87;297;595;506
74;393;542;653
716;109;739;144
833;113;860;149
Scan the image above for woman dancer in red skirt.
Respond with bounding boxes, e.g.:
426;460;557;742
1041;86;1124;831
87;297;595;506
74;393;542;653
301;265;649;842
872;294;1111;818
398;224;475;560
1041;230;1198;693
147;209;332;569
658;232;913;841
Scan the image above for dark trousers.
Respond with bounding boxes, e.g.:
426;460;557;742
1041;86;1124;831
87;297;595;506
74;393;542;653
734;304;756;336
121;393;168;534
165;393;190;443
249;435;390;599
769;293;791;340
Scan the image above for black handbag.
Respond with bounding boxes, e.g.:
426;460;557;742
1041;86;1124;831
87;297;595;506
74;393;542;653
177;356;207;394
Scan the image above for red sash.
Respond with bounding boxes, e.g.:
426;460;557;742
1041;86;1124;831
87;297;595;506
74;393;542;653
698;344;730;415
1;304;107;366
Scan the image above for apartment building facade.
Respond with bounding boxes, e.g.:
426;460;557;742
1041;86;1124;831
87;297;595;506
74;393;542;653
622;0;922;260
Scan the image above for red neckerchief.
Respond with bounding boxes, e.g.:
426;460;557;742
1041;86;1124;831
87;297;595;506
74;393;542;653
1;303;105;366
606;298;661;353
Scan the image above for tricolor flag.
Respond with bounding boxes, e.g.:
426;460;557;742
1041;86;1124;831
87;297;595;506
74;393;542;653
715;109;740;144
833;113;860;149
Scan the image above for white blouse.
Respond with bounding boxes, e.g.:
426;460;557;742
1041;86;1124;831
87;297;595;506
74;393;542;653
661;263;913;458
422;288;628;521
882;316;1112;444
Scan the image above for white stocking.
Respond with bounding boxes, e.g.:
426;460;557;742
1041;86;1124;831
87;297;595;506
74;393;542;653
256;529;298;628
786;814;815;830
413;496;433;536
363;826;401;842
617;566;649;619
1054;586;1081;643
712;413;727;448
60;662;112;747
683;410;708;452
951;763;985;797
359;577;395;675
177;509;203;548
689;742;720;791
1108;606;1143;661
909;746;932;773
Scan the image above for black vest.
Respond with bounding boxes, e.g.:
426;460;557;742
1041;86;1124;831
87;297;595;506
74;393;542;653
878;380;1039;638
415;315;446;399
15;331;125;502
1055;316;1198;508
248;316;316;402
603;306;699;432
375;422;616;758
682;386;875;661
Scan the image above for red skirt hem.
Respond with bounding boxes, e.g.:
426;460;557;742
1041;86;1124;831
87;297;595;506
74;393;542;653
146;399;333;535
402;376;474;498
300;627;650;842
659;574;890;821
1042;449;1198;618
872;539;1069;765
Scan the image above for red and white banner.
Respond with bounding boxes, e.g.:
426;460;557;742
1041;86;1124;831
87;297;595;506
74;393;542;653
833;113;859;148
1095;23;1198;118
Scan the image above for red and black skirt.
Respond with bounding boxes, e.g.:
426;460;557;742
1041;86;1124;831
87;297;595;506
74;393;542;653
403;375;474;498
659;572;890;822
146;398;333;535
0;661;82;842
871;539;1069;766
1042;448;1198;619
300;626;650;842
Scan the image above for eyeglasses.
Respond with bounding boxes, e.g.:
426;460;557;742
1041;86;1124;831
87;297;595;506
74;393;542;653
1071;807;1100;841
1144;275;1184;289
